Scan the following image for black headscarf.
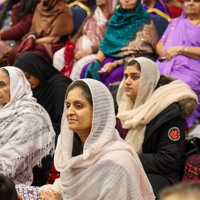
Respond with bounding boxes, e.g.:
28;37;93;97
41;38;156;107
13;51;72;140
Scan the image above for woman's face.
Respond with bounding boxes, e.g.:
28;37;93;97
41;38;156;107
185;0;200;17
66;87;93;143
124;65;141;102
96;0;106;6
0;70;10;106
23;72;41;89
120;0;138;11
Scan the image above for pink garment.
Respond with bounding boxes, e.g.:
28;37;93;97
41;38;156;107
75;6;108;53
156;17;200;128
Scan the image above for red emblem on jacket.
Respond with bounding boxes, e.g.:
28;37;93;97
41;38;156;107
168;127;180;141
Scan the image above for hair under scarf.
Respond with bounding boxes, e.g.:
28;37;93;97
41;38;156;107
40;78;155;200
117;57;198;154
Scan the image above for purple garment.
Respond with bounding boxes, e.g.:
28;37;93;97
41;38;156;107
156;17;200;128
0;3;4;10
80;57;124;87
142;0;171;17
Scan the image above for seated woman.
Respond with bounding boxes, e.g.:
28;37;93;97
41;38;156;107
0;0;38;66
141;0;171;16
155;0;200;129
116;57;198;198
8;0;73;65
39;79;155;200
80;0;159;87
0;67;55;185
53;0;117;80
13;51;72;144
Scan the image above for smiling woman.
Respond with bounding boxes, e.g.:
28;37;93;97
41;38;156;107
66;85;93;143
39;78;155;200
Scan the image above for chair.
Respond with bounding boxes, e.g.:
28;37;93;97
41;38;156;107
69;1;91;35
150;14;169;39
147;8;171;21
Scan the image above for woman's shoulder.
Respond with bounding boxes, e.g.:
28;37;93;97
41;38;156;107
19;102;49;116
97;145;139;172
156;75;197;120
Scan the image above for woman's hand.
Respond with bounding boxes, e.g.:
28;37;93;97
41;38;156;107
75;49;92;60
40;191;62;200
18;193;23;200
85;60;101;80
164;46;183;60
98;62;116;76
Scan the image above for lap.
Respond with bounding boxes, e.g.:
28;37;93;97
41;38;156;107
15;185;40;200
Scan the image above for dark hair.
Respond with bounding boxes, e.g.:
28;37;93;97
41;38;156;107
125;59;141;71
0;0;38;28
159;182;200;200
0;68;9;77
66;80;92;157
66;80;93;105
0;174;18;200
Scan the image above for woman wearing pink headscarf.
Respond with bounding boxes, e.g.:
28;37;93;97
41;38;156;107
53;0;118;80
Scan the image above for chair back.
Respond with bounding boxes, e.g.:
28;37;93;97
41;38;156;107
69;1;91;35
150;14;169;38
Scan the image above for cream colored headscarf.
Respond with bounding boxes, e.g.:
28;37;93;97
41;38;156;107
40;78;155;200
0;67;55;185
117;57;198;154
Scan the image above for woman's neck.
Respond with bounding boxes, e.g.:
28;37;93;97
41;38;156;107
77;131;90;144
187;15;200;26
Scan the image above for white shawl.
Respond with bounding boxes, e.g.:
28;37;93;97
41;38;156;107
0;67;55;185
117;57;198;154
40;79;154;200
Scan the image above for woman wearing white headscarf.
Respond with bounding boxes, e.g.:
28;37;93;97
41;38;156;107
0;67;55;185
116;57;198;198
39;78;154;200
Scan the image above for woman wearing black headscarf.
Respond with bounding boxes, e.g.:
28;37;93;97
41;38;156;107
13;51;72;144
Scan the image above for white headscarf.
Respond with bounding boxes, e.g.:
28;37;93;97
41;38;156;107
40;78;154;200
117;57;198;154
0;67;55;185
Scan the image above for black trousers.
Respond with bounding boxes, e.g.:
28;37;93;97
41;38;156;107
32;155;52;186
147;173;172;200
